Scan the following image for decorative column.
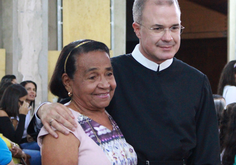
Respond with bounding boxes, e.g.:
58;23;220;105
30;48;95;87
1;0;48;107
228;0;236;61
112;0;126;57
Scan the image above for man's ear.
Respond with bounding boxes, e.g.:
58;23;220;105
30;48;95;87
132;22;141;39
62;73;72;93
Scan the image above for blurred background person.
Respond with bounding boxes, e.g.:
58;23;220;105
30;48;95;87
0;84;29;143
0;136;15;165
0;75;17;86
213;94;226;129
0;82;13;101
20;80;41;165
220;103;236;165
0;133;30;164
0;75;16;102
217;60;236;106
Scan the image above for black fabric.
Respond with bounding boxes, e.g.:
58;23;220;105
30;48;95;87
0;114;26;144
107;55;220;165
138;157;186;165
27;115;40;142
20;137;28;144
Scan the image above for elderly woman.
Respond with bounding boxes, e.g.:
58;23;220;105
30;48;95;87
37;39;137;165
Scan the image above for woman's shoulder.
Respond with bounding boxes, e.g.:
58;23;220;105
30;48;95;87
0;110;8;117
37;108;83;145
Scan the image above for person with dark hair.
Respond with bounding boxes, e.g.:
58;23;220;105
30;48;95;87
0;74;17;86
0;83;31;164
0;75;16;102
37;39;137;164
20;80;41;165
220;103;236;165
213;94;226;127
20;80;37;113
0;82;13;101
0;84;29;144
34;0;220;164
220;107;230;155
217;60;236;106
20;80;38;141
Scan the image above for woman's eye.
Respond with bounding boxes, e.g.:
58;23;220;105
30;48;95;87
107;72;113;76
89;76;96;80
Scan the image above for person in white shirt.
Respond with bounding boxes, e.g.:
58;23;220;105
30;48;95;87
217;60;236;106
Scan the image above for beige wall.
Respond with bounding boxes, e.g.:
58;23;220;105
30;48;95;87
228;0;236;61
0;49;5;79
0;49;59;102
48;0;57;50
63;0;110;48
47;0;111;101
48;51;60;102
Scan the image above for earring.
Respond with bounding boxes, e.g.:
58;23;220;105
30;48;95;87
68;91;72;97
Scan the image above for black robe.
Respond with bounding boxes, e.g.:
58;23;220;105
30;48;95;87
107;55;220;165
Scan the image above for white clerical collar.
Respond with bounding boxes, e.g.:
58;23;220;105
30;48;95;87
131;44;173;71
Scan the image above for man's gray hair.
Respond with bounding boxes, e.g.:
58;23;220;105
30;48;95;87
132;0;181;24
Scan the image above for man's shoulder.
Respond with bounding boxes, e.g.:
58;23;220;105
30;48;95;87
111;54;135;69
173;58;205;77
111;53;132;62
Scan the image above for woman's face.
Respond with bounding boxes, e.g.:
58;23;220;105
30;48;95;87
24;83;37;102
69;50;116;111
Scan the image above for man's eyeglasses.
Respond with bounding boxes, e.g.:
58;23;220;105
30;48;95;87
137;23;185;35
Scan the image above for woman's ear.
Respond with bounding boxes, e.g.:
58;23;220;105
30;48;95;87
62;73;72;93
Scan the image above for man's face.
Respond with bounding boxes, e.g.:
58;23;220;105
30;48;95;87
133;1;181;64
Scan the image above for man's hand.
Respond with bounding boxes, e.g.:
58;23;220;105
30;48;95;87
37;103;77;138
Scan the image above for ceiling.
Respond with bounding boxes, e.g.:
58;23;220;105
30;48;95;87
187;0;227;15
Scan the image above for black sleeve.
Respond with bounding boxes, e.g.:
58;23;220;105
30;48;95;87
27;115;39;142
0;115;26;144
190;75;221;164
